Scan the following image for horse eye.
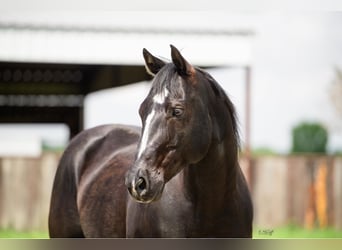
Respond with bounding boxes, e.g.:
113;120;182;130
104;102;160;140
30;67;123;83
172;108;184;117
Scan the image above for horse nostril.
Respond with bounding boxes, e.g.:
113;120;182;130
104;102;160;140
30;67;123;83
136;177;146;191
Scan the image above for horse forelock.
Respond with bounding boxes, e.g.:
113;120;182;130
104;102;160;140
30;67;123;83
144;64;186;105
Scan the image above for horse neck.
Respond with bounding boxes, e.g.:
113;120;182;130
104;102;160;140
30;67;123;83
183;135;238;210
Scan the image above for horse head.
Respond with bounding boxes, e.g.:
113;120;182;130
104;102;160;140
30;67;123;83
125;45;234;203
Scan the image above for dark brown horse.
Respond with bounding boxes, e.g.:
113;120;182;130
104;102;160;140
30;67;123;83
48;45;253;238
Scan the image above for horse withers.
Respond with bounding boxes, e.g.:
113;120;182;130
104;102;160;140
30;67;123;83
48;45;253;238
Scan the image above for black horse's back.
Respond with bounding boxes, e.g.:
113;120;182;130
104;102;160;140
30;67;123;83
48;124;140;238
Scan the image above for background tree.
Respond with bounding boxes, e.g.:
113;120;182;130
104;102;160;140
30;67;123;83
291;122;329;230
291;122;328;153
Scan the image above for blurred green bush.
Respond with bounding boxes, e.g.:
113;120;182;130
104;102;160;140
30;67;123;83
291;122;328;153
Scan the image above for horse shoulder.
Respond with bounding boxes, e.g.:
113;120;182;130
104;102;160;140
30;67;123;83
231;166;253;237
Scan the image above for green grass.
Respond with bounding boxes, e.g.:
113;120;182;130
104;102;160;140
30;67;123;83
251;147;280;156
254;225;342;239
0;229;49;239
1;225;342;239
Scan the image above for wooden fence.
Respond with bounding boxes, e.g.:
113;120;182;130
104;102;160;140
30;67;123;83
241;155;342;230
0;153;60;232
0;153;341;232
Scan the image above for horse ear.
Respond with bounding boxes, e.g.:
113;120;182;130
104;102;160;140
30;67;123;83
170;45;195;77
143;48;166;76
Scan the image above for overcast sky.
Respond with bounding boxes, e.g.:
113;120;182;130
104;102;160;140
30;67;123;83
250;13;342;152
1;11;342;154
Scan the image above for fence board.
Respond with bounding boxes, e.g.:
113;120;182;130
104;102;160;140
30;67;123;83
334;157;342;230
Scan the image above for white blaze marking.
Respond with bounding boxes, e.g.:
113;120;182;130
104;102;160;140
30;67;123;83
137;88;169;159
153;88;169;104
137;109;155;159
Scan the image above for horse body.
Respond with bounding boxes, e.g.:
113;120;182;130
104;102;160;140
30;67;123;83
49;124;140;237
48;45;253;238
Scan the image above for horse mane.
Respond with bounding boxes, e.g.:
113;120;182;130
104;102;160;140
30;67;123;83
197;68;241;150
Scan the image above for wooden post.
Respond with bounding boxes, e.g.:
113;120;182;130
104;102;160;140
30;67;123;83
245;66;252;188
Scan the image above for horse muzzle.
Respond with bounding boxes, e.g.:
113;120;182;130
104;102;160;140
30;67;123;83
125;168;164;203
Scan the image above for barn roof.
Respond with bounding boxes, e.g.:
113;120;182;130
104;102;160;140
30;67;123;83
0;12;254;67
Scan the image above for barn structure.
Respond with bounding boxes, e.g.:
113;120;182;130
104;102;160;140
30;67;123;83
0;13;254;145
